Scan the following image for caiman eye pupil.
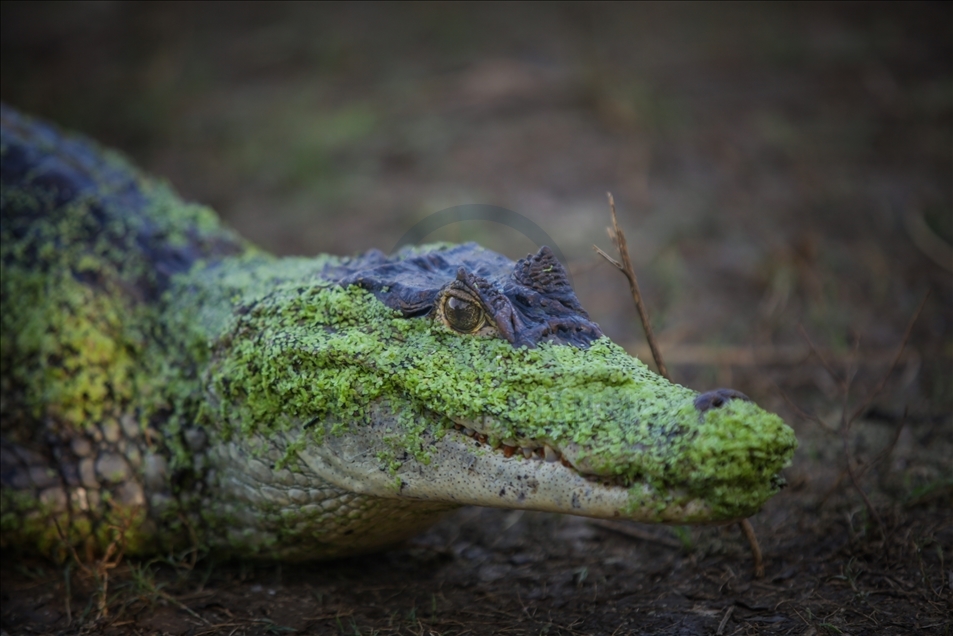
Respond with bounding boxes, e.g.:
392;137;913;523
445;296;484;333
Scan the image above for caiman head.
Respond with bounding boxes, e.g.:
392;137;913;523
208;242;797;526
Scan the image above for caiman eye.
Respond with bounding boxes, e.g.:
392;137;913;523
444;296;485;333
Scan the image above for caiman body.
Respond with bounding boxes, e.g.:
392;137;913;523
0;105;797;561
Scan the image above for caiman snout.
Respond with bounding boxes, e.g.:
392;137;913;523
693;389;751;413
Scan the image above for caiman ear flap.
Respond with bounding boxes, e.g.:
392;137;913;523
513;246;573;294
512;246;586;315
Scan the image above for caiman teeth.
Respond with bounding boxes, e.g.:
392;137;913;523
450;417;630;488
451;417;574;469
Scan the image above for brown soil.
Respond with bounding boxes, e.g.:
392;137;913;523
1;3;950;635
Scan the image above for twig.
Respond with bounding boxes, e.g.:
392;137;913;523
594;192;669;380
739;519;764;578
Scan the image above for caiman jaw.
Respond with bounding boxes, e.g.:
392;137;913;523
447;417;626;487
449;417;571;465
447;388;759;486
377;418;718;523
445;415;641;493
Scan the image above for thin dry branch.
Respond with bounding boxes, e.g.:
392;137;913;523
594;192;670;380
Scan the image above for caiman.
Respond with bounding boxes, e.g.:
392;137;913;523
0;104;797;561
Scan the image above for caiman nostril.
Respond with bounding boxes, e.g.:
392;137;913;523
694;388;751;413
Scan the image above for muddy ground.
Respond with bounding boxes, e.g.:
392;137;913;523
1;3;951;635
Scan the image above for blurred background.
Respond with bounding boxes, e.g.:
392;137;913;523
0;2;953;413
3;2;949;410
2;4;950;633
2;0;949;446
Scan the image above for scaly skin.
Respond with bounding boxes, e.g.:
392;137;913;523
0;105;797;561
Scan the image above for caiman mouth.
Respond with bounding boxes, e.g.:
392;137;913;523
448;417;574;465
295;387;794;524
446;388;757;489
